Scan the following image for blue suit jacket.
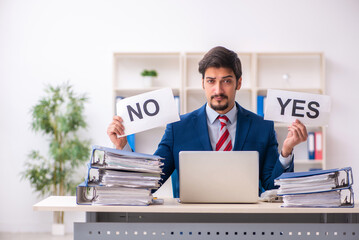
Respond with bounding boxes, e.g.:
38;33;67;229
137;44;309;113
154;102;294;197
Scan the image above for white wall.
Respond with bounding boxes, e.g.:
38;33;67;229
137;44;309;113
0;0;358;233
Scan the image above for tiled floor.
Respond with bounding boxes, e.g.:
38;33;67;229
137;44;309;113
0;233;73;240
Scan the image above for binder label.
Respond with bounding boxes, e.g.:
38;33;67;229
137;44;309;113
264;89;331;126
116;88;180;136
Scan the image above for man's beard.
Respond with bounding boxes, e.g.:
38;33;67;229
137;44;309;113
210;94;228;111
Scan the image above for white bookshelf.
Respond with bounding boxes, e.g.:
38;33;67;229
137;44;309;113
113;52;326;171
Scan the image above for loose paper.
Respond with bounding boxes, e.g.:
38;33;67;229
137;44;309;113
264;89;331;126
116;88;180;136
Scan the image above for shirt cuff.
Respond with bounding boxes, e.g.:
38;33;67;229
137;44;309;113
122;143;133;152
279;153;293;169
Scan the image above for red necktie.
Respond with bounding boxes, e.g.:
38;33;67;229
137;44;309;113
216;115;232;151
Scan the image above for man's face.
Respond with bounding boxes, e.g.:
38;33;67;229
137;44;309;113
202;67;242;114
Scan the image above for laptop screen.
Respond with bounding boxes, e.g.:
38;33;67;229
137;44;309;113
179;151;259;203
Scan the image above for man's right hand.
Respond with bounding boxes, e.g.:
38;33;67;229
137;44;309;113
107;116;127;149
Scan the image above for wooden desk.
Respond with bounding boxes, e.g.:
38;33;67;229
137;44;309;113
34;196;359;240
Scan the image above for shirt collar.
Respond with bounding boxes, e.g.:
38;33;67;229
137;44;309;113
206;103;237;124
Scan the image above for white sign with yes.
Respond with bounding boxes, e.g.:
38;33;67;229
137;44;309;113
264;89;331;126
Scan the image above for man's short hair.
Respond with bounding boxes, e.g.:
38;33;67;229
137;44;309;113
198;46;242;80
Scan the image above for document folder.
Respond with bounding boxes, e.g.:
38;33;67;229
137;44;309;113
280;187;354;208
76;182;155;205
86;145;163;186
275;167;354;208
76;182;95;205
77;145;163;205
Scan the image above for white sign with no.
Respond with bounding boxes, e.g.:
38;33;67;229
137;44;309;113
116;88;180;136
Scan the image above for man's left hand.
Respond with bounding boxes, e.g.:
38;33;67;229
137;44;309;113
281;119;308;157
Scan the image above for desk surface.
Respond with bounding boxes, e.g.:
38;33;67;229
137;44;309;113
33;196;359;214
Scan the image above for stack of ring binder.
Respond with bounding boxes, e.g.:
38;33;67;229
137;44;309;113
274;167;354;208
76;145;164;206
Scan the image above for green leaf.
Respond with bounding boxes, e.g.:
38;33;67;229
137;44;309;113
141;69;158;77
22;82;91;196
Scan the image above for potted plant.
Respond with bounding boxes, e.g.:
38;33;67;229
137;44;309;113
141;69;158;88
22;82;90;235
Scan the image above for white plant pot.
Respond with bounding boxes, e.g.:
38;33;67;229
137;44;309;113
143;76;155;88
52;223;65;235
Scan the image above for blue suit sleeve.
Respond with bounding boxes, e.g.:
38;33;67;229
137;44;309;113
260;122;294;190
154;123;176;188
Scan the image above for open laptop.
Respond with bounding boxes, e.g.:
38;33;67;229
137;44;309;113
179;151;259;203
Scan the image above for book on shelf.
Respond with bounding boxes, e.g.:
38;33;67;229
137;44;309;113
315;131;323;160
174;95;180;113
307;131;323;161
76;145;164;206
127;134;136;151
274;167;354;208
307;132;315;160
257;95;266;117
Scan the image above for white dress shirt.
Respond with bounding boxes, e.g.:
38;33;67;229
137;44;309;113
205;103;292;169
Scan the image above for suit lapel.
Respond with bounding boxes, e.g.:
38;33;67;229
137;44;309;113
233;103;252;150
194;104;212;150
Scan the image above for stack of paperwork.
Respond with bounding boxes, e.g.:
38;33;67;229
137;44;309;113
76;145;163;206
274;167;354;208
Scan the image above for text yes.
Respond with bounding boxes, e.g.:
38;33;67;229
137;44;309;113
277;98;320;119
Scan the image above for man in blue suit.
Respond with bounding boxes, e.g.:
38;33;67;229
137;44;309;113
107;46;308;197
